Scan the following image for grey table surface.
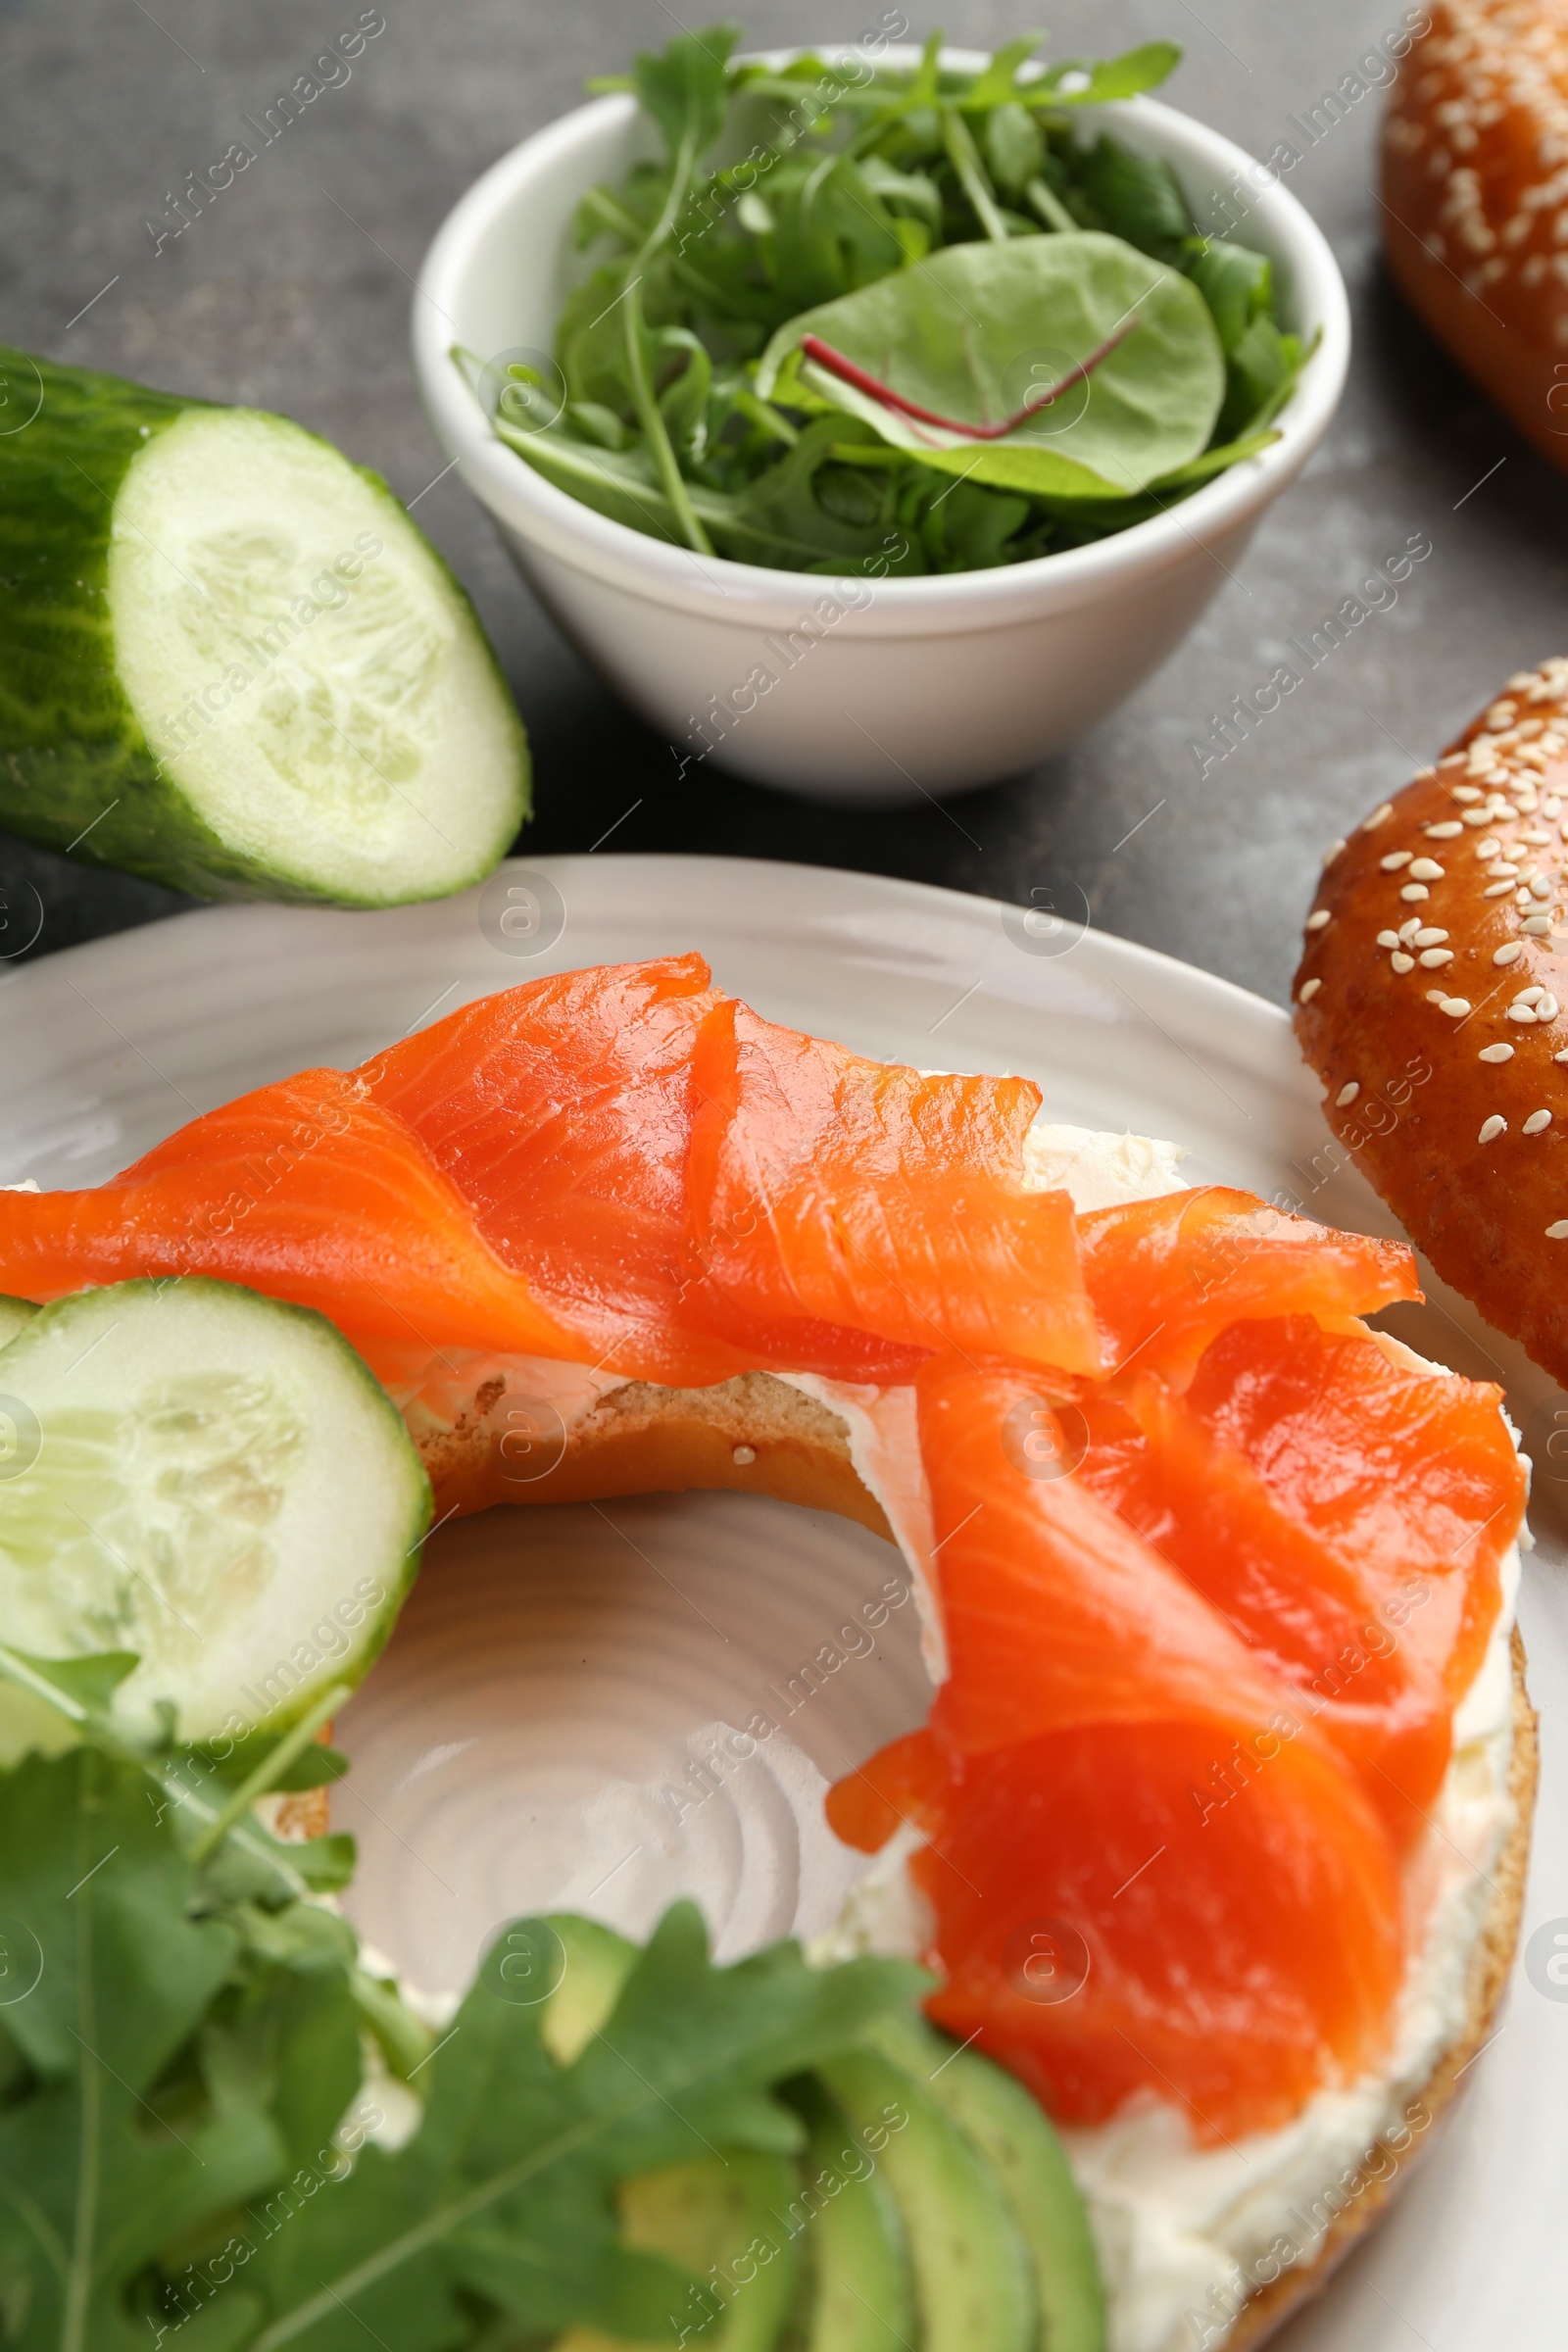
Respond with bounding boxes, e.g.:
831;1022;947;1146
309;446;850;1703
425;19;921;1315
4;0;1563;1006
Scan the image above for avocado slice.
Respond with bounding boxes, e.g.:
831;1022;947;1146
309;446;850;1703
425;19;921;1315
866;2012;1106;2352
785;2072;914;2351
543;1918;800;2352
540;1913;638;2065
815;2044;1036;2352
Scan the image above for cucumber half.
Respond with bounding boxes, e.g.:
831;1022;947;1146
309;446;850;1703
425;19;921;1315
0;346;528;904
0;1277;429;1747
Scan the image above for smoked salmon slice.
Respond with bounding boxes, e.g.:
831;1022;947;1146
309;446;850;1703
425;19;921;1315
684;998;1102;1379
360;954;751;1387
1078;1188;1420;1382
1184;1316;1520;1709
0;1070;579;1383
829;1355;1405;2139
1103;1375;1453;1846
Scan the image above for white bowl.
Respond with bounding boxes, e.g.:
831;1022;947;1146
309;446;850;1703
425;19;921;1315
414;53;1349;805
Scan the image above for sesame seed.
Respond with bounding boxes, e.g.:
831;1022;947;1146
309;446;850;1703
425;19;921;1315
1452;784;1484;801
1480;1042;1515;1061
1461;806;1493;823
1391;951;1415;971
1441;997;1472;1015
1525;1109;1553;1134
1547;1220;1568;1239
1418;947;1454;966
1543;995;1562;1020
1324;837;1347;862
1305;908;1331;931
1413;927;1449;946
1381;850;1414;871
1364;803;1395;830
1488;861;1520;877
1407;858;1446;880
1517;986;1545;1005
1532;877;1554;901
1547;795;1563;816
1476;839;1501;858
1377;928;1401;948
1336;1081;1360;1106
1525;914;1553;933
1508;1004;1539;1021
1479;1115;1508;1144
1399;917;1423;942
1484;879;1518;897
732;1445;757;1464
1425;820;1464;838
1400;883;1431;902
1524;828;1553;845
1494;942;1525;963
1298;976;1321;1001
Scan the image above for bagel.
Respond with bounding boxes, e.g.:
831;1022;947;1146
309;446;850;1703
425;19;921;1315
1382;0;1568;466
1294;654;1568;1383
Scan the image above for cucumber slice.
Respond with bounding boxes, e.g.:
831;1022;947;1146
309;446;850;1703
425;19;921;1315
0;1277;428;1744
0;345;528;905
0;1296;36;1350
816;2046;1035;2352
789;2074;913;2352
867;2013;1105;2352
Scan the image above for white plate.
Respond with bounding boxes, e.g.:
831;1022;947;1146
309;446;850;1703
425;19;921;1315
0;854;1562;2351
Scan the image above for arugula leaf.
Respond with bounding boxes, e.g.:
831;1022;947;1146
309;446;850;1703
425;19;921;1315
0;1717;929;2352
757;234;1225;501
239;1904;923;2350
0;1748;276;2352
1034;41;1183;106
961;34;1048;111
631;24;739;163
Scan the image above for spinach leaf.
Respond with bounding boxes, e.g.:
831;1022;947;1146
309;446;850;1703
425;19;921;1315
984;100;1047;199
1073;133;1193;256
756;233;1225;500
1217;311;1305;440
1183;236;1273;353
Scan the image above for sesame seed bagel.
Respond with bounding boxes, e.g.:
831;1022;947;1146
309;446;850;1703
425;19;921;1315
1382;1;1568;468
1295;658;1568;1380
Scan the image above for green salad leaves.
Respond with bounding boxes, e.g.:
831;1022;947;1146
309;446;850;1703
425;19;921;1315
0;1663;924;2351
479;25;1309;574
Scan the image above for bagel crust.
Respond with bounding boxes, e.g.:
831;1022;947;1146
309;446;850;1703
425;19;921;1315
1383;1;1568;468
1294;660;1568;1385
1225;1625;1535;2348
